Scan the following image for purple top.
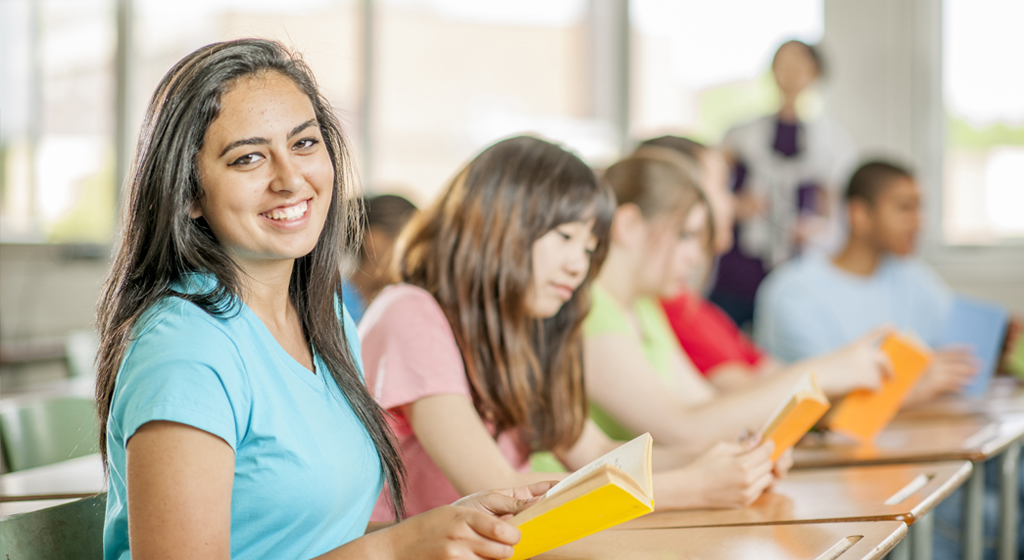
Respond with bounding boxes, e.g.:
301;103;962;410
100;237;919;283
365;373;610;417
709;116;824;325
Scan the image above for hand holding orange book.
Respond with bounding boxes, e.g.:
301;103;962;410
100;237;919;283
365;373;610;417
757;372;831;462
829;332;933;443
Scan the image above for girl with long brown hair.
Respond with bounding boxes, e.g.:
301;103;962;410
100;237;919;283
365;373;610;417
95;39;547;560
361;135;790;518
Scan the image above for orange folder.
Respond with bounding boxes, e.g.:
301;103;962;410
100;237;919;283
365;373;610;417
829;332;933;443
758;372;831;462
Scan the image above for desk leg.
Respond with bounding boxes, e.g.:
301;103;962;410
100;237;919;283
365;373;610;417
912;511;934;560
999;442;1021;560
964;460;985;560
889;538;911;560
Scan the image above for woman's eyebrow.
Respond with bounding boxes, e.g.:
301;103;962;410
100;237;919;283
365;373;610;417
218;119;318;158
288;119;317;138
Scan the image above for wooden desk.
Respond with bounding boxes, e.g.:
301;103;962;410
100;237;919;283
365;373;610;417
895;378;1024;421
621;461;971;530
0;453;105;517
794;413;1024;560
536;520;907;560
793;414;1024;468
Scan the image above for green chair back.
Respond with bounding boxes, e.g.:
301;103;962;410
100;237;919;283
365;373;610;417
0;493;106;560
0;396;100;472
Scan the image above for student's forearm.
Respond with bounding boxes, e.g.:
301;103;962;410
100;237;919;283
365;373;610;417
452;471;566;497
651;467;709;511
681;368;808;443
364;520;396;534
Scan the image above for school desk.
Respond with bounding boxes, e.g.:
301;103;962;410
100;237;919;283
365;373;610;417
0;453;105;516
535;520;907;560
620;461;970;530
793;413;1024;560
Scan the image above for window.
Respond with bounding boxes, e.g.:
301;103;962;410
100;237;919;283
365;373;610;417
630;0;822;144
1;0;117;244
942;0;1024;245
371;0;608;205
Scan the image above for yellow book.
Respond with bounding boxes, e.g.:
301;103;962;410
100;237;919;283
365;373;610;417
757;372;831;462
829;332;933;443
508;433;654;560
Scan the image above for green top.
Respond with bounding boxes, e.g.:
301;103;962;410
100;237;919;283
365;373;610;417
583;284;679;440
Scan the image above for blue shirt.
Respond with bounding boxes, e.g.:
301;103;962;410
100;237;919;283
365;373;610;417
754;254;953;362
341;278;366;324
105;279;382;560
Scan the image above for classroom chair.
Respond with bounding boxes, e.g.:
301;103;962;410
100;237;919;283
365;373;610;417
0;396;99;472
0;493;106;560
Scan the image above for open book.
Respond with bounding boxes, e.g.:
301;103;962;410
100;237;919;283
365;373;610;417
829;332;933;443
757;372;831;461
508;433;654;560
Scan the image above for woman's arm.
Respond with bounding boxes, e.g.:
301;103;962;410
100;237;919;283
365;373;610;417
557;420;778;511
405;394;567;495
126;421;234;559
585;330;890;450
129;420;529;560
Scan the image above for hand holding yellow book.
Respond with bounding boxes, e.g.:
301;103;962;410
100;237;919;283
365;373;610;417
508;433;654;559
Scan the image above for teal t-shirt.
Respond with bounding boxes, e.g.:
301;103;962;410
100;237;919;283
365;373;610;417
104;279;382;560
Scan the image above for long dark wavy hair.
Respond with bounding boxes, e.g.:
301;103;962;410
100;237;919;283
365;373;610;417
94;39;406;518
397;136;616;452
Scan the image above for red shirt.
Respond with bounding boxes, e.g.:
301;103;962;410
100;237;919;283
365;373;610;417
660;292;766;376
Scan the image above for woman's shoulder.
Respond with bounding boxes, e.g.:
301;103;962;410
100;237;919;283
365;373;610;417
133;294;239;346
359;284;447;332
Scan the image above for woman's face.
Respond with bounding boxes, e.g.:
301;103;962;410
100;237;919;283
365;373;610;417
772;42;818;99
639;204;708;298
192;72;334;273
526;219;598;318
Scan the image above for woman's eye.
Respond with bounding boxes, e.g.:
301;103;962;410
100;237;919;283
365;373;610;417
294;137;320;151
557;231;572;241
229;152;263;166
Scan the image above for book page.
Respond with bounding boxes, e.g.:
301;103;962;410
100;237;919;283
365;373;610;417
545;433;652;499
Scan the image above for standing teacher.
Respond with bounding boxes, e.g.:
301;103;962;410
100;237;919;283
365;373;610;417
711;39;856;329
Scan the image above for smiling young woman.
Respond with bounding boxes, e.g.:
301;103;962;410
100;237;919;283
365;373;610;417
94;39;549;560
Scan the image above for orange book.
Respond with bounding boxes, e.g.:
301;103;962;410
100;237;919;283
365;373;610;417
757;372;830;462
829;332;933;443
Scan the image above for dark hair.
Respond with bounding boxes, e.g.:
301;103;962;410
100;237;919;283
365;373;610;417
94;39;406;517
773;39;824;76
638;135;709;162
845;160;914;205
397;136;615;452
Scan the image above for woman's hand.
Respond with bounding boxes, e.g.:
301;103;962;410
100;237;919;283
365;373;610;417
376;505;523;560
817;328;893;396
683;440;776;509
912;348;979;401
773;448;794;480
453;481;558;520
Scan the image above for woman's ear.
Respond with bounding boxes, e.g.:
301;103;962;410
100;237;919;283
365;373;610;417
189;198;203;219
611;203;645;248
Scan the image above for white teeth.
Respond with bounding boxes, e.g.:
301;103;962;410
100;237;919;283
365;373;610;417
263;200;308;221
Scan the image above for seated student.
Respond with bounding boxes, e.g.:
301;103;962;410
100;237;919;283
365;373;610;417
584;148;890;450
360;136;786;519
342;194;418;322
755;161;978;403
95;39;545;560
641;136;781;391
